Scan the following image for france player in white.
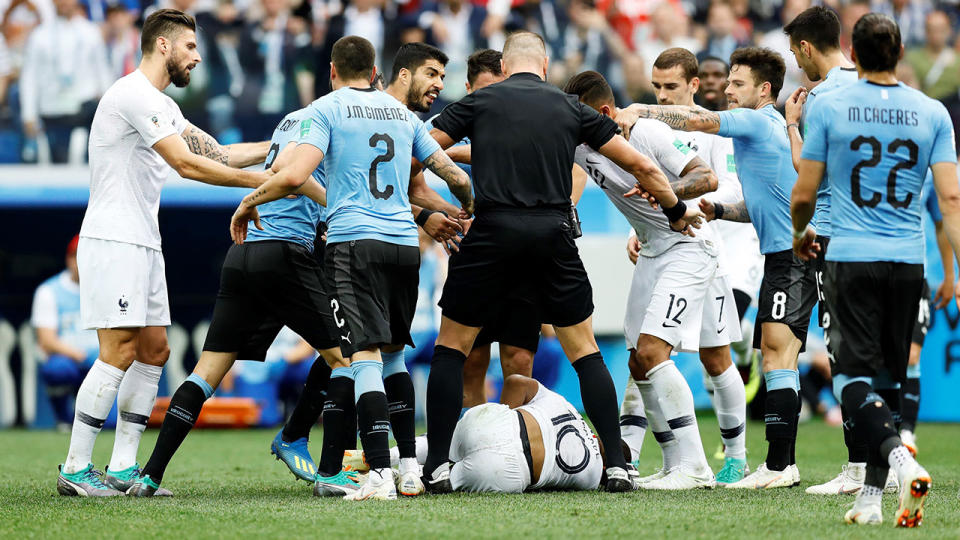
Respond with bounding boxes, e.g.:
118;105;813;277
232;36;472;501
58;9;271;497
617;47;816;490
566;70;737;490
618;48;752;486
792;13;960;527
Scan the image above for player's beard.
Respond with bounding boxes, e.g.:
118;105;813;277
406;82;430;113
166;51;192;88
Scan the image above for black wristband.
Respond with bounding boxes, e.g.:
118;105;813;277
662;199;687;222
415;209;435;227
714;203;724;220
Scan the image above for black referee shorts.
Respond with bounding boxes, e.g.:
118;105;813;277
203;240;338;360
825;261;923;382
473;293;542;353
324;239;419;358
440;208;593;329
753;249;818;352
912;280;932;346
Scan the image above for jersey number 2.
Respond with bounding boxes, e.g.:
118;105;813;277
369;133;396;200
849;136;917;209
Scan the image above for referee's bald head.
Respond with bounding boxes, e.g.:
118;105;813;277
502;31;548;77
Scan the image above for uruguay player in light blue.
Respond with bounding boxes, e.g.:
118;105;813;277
231;36;472;501
617;46;816;489
791;13;960;527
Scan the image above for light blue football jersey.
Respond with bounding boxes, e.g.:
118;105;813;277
717;104;798;254
804;66;859;238
246;108;326;251
802;80;956;263
300;87;441;247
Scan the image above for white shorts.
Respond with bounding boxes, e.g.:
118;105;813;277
78;237;170;329
450;403;531;493
699;273;744;348
624;242;718;353
716;221;764;299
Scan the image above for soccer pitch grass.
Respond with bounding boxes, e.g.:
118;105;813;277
2;418;959;539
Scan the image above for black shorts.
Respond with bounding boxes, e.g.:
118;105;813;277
203;240;338;360
439;207;593;328
753;249;818;352
912;280;932;346
325;239;419;358
473;293;541;353
814;236;830;327
825;261;923;382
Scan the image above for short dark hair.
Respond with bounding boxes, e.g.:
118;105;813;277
141;8;195;54
853;13;901;72
563;70;615;110
653;48;699;81
783;6;842;52
331;36;376;81
729;47;785;99
390;42;448;83
467;49;502;86
699;56;730;75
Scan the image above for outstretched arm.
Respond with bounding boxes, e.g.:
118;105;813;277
153;134;269;188
700;199;751;223
181;124;270;168
422;148;474;216
615;104;721;137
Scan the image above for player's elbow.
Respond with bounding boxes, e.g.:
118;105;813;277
703;169;718;193
940;192;960;216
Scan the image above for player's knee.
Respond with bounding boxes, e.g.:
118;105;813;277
500;348;533;377
138;341;170;367
908;344;922;366
319;348;349;370
700;347;731;376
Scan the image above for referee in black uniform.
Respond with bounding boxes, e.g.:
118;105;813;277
421;31;704;493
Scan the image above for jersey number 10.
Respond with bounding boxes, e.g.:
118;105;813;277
849;136;917;209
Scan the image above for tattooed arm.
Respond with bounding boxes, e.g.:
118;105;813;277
422;148;474;216
153;133;270;188
181;124;270;168
673;156;718;200
700;198;751;223
615;104;721;137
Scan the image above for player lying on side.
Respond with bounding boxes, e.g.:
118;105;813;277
449;374;607;493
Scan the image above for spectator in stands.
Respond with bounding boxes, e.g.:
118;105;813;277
757;0;810;106
906;10;960;101
872;0;930;47
417;0;489;103
236;0;312;140
637;1;700;77
560;0;629;96
30;235;101;430
18;0;111;163
839;0;871;55
699;1;748;63
102;2;139;80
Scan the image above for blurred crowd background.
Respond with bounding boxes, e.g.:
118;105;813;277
3;0;960;163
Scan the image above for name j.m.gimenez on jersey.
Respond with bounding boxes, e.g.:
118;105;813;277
346;105;410;121
847;106;919;127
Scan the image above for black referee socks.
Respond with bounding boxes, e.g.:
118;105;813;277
282;359;332;443
142;377;211;483
573;352;627;470
424;345;467;474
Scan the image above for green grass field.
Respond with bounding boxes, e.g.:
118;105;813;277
2;417;958;539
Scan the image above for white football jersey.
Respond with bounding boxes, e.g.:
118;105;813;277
575;118;717;257
671;129;761;280
520;384;602;491
81;69;188;251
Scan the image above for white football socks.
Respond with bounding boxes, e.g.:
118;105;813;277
619;376;647;462
63;360;124;474
887;445;917;480
635;379;680;471
647;360;709;474
110;361;163;472
710;364;747;460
